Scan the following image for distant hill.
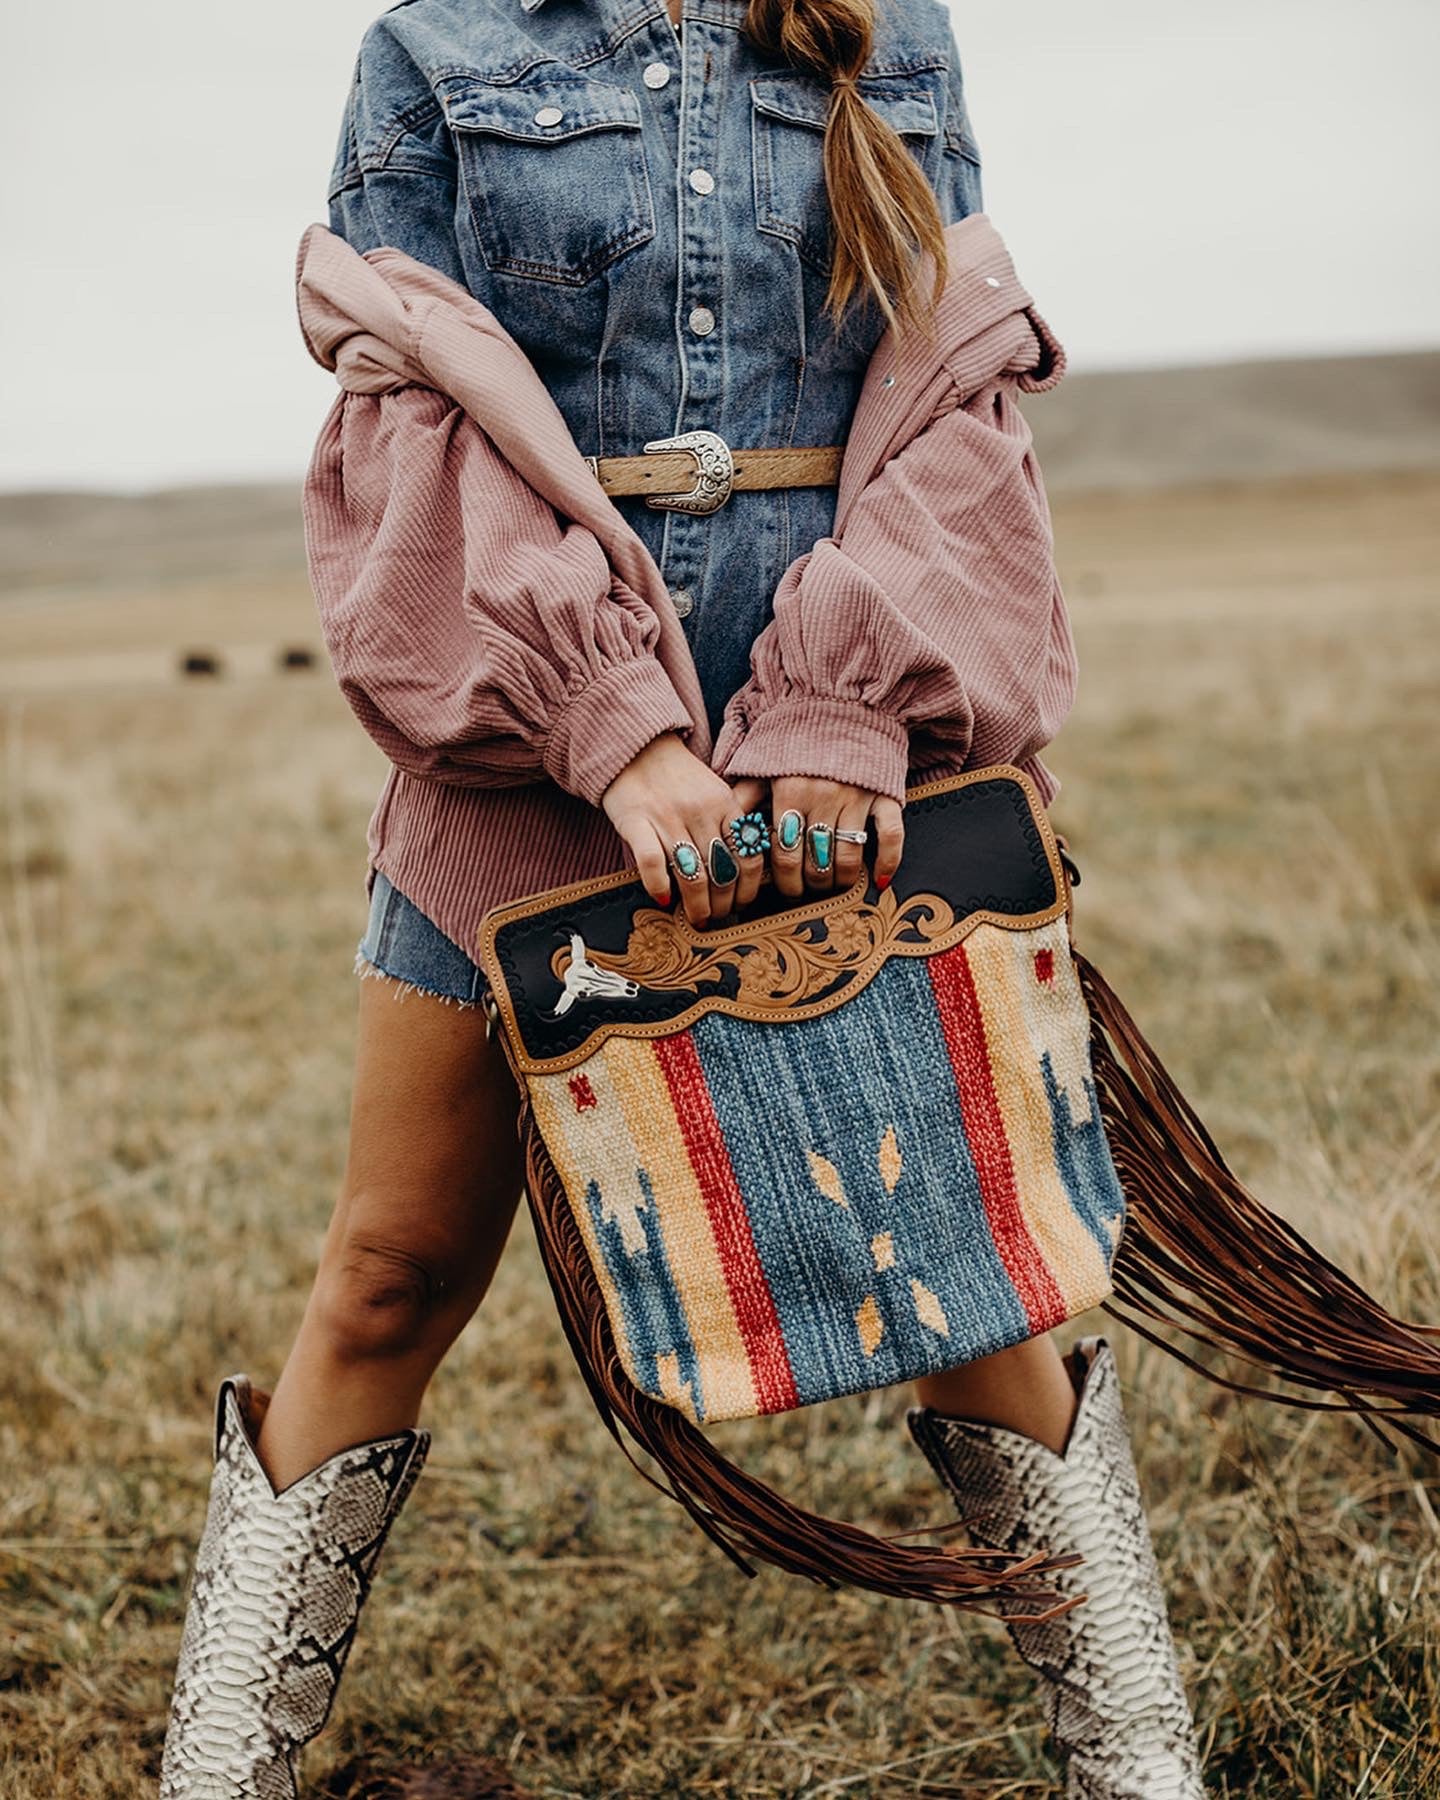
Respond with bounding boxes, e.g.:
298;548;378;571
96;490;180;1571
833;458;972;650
2;350;1436;598
1025;349;1440;494
0;484;304;596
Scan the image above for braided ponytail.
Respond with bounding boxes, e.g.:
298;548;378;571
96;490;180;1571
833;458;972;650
741;0;948;339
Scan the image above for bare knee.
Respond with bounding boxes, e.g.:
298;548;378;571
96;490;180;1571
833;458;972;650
311;1218;487;1365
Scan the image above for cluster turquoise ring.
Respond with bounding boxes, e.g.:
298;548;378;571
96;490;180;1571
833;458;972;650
726;809;771;859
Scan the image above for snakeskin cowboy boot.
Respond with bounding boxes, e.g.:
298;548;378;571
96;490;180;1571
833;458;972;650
159;1374;430;1798
907;1335;1206;1799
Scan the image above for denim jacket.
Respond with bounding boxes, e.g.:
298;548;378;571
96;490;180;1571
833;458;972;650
326;0;986;738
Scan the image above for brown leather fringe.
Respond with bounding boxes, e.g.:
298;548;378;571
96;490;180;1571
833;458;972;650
1075;947;1440;1459
515;1084;1086;1617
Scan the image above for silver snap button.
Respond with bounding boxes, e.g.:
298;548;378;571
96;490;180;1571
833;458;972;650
984;275;1001;288
533;104;564;127
669;586;695;618
688;167;715;195
643;61;672;89
687;304;715;336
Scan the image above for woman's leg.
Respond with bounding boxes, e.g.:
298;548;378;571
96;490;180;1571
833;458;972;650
913;1332;1080;1455
162;969;523;1796
255;973;525;1489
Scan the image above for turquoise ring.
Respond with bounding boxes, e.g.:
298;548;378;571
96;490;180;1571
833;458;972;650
806;821;834;872
726;809;771;858
671;839;705;883
776;808;804;853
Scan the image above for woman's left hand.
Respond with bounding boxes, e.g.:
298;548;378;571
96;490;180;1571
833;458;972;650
764;776;904;899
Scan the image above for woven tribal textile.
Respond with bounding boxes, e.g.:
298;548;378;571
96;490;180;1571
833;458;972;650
482;767;1122;1423
528;920;1122;1422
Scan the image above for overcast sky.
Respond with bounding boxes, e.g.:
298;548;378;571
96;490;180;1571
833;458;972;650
4;0;1436;491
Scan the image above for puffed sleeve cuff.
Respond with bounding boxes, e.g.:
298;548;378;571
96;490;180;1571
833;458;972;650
541;656;697;807
713;695;911;801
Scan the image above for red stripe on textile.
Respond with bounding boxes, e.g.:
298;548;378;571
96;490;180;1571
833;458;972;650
652;1031;800;1414
927;941;1067;1332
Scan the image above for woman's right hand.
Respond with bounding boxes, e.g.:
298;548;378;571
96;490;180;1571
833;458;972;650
601;733;767;928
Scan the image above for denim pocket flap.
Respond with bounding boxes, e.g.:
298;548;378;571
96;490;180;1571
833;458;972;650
445;74;644;143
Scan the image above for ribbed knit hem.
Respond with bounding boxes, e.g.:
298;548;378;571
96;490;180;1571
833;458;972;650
541;658;697;806
714;695;910;801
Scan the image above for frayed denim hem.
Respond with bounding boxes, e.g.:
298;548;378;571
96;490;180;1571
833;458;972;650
352;945;483;1011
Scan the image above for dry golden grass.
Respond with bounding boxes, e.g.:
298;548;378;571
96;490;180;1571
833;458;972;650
1;470;1438;1797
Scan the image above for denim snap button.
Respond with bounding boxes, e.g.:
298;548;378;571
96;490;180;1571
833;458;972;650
533;105;564;127
644;61;672;89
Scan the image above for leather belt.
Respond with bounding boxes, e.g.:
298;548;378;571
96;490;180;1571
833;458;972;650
584;428;843;515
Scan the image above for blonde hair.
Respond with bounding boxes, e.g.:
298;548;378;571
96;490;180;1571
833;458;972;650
741;0;948;340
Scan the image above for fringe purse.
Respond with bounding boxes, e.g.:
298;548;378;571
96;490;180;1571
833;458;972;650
477;764;1440;1613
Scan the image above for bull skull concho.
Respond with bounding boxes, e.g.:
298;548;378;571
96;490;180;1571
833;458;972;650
552;933;641;1017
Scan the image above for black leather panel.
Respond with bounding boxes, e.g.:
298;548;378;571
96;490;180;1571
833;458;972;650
484;773;1058;1064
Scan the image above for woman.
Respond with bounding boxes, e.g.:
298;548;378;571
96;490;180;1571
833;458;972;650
158;0;1206;1792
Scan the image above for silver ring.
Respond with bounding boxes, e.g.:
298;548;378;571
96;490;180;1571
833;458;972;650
726;809;771;858
833;827;869;845
708;836;740;885
671;839;705;882
806;822;834;873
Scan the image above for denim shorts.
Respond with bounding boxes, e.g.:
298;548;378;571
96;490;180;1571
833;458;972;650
354;868;487;1009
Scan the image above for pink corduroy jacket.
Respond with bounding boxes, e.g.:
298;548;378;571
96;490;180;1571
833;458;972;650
295;213;1076;961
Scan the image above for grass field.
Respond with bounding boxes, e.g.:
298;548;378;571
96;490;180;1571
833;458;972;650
2;470;1438;1797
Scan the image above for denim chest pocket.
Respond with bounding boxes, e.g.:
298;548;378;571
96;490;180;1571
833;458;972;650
751;73;940;275
445;74;655;286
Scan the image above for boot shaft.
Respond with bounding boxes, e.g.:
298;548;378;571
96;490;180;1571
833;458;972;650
159;1376;429;1799
908;1336;1207;1799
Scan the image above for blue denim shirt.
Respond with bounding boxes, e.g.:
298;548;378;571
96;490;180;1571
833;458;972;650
327;0;984;740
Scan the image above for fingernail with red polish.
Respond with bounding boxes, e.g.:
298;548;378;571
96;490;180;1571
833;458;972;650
876;872;891;890
656;890;673;907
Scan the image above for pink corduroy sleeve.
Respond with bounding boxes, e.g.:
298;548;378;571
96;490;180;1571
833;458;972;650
710;367;1078;801
302;383;696;807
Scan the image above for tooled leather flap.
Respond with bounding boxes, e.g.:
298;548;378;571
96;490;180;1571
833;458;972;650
477;765;1068;1075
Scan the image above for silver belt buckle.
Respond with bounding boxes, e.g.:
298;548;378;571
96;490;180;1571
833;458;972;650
640;428;734;515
